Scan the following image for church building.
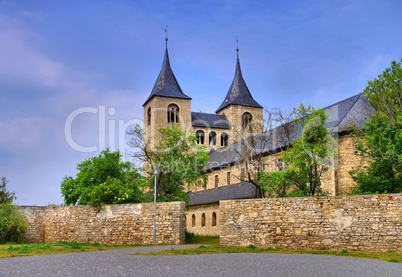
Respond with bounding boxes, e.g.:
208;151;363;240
143;38;374;236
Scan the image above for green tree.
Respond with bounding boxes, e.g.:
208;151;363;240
0;178;28;243
129;123;209;202
350;59;402;193
262;105;337;196
0;177;15;204
61;149;145;208
0;203;29;243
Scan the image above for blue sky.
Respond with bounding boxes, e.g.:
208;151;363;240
1;0;401;205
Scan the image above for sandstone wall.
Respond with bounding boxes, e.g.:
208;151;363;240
21;202;185;245
186;204;220;236
21;206;46;243
220;194;402;251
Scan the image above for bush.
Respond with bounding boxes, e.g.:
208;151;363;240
0;203;28;244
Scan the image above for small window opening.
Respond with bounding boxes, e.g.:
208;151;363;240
147;107;151;126
278;160;285;171
212;212;217;226
191;214;196;227
167;104;179;123
242;112;252;129
209;132;217;146
221;133;228;147
196;130;205;145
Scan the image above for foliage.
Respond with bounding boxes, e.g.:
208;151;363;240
363;59;402;122
0;203;28;244
233;109;296;197
0;177;15;204
262;105;337;196
60;149;145;208
350;59;402;194
129;123;209;203
184;232;219;245
0;242;144;258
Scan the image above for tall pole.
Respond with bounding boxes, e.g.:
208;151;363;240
153;166;157;245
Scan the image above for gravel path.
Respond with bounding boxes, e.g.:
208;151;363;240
0;245;401;277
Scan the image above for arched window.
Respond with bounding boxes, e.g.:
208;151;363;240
278;159;285;171
209;132;217;146
147;107;151;126
196;130;205;145
212;212;217;226
167;104;179;123
201;213;206;227
242;112;252;129
221;132;229;147
191;214;196;227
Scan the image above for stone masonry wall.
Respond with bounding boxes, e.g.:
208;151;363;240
21;202;185;245
220;194;402;251
21;206;46;243
186;204;220;236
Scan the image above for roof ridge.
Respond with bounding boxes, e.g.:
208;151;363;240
326;93;362;132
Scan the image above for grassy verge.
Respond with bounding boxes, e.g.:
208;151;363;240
137;244;402;263
155;233;402;264
0;241;144;258
185;232;219;245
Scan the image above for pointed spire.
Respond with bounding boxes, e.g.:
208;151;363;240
215;44;262;113
143;31;191;106
165;25;168;48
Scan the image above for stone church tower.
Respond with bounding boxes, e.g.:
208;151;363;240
216;48;263;143
143;39;263;150
142;38;192;149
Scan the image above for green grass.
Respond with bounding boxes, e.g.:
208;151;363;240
2;236;402;264
185;232;219;245
135;242;402;264
0;242;144;258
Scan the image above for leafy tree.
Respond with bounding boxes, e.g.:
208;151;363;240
0;203;29;243
0;178;28;243
0;177;15;204
231;108;296;198
363;59;402;123
350;59;402;193
262;105;337;196
61;149;145;208
129;123;209;202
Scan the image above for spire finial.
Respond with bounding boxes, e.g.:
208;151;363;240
165;25;168;47
236;37;239;58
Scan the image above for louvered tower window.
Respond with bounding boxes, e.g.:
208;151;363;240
167;104;179;123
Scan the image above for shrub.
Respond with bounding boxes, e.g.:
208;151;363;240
0;203;28;244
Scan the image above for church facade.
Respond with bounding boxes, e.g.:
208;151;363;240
143;40;374;235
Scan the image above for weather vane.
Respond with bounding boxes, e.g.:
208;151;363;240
165;25;168;43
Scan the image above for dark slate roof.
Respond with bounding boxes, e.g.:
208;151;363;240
188;182;257;206
143;46;191;106
205;93;374;172
191;112;231;129
325;93;375;133
216;54;263;113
